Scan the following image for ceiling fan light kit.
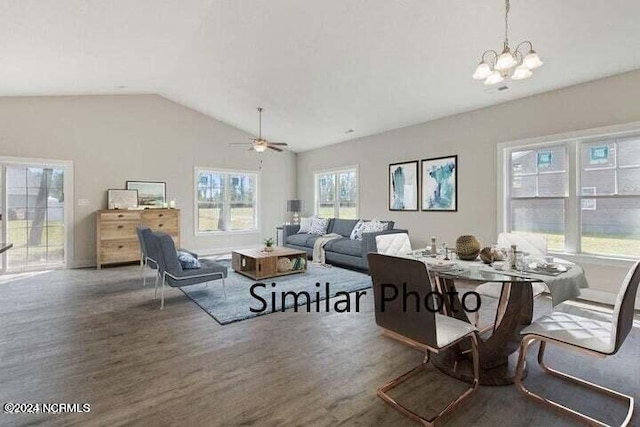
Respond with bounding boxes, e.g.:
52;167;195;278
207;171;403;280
473;0;543;85
229;107;289;153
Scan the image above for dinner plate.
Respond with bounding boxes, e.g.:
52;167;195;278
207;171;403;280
528;262;568;273
427;260;457;271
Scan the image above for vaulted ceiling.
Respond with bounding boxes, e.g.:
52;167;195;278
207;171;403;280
1;0;640;151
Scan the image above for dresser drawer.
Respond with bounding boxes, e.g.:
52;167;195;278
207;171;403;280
100;211;141;222
143;216;178;232
142;209;177;221
100;221;139;240
100;240;140;264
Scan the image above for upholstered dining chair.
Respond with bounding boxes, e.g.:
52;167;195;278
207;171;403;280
367;253;479;426
151;231;228;309
375;232;412;256
474;232;548;329
515;261;640;426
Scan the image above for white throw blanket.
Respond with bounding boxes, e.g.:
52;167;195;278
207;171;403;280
312;233;342;265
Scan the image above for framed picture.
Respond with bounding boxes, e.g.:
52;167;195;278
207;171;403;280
107;189;138;210
126;180;166;208
421;155;457;211
389;160;419;211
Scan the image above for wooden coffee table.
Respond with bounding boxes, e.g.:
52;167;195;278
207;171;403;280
231;247;307;280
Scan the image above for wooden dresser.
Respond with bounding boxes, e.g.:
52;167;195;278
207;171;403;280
96;209;181;269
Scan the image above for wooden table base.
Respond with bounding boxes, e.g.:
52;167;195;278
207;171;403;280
432;277;535;386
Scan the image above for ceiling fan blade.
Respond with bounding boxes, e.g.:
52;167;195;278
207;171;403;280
268;142;288;146
267;145;283;152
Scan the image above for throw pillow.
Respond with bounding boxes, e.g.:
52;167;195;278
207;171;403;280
350;220;365;240
309;217;329;235
177;251;201;269
356;218;386;240
298;216;314;234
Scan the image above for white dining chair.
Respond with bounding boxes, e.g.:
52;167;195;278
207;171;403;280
474;232;549;329
514;261;640;426
375;233;412;256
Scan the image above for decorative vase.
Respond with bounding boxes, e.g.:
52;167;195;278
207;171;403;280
264;246;274;252
479;247;494;264
277;257;293;272
455;235;481;261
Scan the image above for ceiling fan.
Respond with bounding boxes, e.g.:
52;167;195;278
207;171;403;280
229;107;289;153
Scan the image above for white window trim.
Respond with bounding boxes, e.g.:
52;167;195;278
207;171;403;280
497;121;640;263
313;165;359;218
193;166;260;236
0;156;74;271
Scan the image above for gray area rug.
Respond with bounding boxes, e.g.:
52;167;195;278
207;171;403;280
180;259;372;325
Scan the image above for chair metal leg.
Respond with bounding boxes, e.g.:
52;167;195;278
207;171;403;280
222;278;227;299
515;336;634;427
377;333;479;426
154;272;159;299
160;273;166;310
140;256;146;287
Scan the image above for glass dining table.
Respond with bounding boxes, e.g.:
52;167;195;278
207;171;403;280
406;253;547;386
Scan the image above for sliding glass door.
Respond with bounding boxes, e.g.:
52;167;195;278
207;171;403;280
1;162;70;272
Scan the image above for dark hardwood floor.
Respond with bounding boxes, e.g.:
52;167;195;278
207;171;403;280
0;266;637;426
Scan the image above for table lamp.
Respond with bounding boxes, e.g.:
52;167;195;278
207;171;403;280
287;199;302;225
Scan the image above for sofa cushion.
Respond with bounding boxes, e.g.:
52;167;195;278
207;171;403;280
330;219;359;238
309;217;329;235
298;217;314;233
324;238;362;257
286;233;319;248
381;220;395;230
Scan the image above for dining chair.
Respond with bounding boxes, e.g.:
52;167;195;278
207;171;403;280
375;232;412;256
367;253;479;427
515;261;640;426
474;232;549;329
151;231;228;309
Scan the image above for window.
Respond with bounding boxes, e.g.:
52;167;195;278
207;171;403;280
195;169;257;233
509;145;567;251
314;167;358;219
504;136;640;258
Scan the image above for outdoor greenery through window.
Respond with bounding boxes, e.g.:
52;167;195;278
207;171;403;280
196;169;257;232
315;168;358;219
506;136;640;257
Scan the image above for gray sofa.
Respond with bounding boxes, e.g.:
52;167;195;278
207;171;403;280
282;218;408;271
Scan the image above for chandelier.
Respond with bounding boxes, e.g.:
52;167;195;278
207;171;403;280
473;0;543;85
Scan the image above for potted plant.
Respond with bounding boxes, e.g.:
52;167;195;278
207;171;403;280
263;237;275;252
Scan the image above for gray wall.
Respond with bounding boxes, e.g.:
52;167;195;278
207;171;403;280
0;95;296;267
297;69;640;294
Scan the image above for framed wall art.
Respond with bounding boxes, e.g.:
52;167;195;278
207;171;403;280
389;160;419;211
126;180;166;208
107;189;138;210
421;155;457;211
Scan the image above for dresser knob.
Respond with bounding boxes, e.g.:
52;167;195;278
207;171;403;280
118;214;123;218
159;213;164;217
117;225;123;229
118;245;123;249
158;224;164;227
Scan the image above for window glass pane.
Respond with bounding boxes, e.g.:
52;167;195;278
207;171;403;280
581;168;615;195
536;146;566;173
197;172;225;232
198;205;222;232
617;137;640;167
229;174;256;230
338;171;357;219
511;150;537;175
618;168;640;195
511;175;536;198
511;199;565;251
538;173;567;197
318;174;335;203
581;197;640;256
581;141;616;169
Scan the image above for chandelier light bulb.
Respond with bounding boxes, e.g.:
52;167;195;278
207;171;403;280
254;143;267;152
523;50;543;69
484;71;504;85
495;48;517;71
473;62;493;80
511;65;533;80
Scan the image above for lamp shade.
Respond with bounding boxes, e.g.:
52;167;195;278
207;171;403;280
495;50;517;71
287;199;302;212
473;62;493;80
523;51;543;69
484;71;504;85
511;65;532;80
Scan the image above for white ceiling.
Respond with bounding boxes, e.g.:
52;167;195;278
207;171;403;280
1;0;640;151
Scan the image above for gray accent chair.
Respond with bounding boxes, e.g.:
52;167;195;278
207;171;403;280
136;226;198;288
150;231;228;309
282;218;408;270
